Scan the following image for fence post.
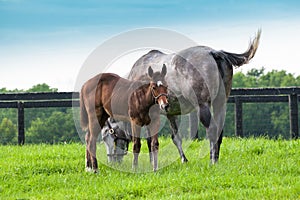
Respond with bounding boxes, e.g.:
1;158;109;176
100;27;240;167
289;94;298;139
18;101;25;145
235;96;243;137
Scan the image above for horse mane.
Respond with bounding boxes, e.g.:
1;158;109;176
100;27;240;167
135;74;150;82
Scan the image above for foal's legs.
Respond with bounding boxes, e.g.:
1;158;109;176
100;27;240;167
147;116;161;172
131;123;141;170
146;128;153;163
150;133;159;171
167;115;188;163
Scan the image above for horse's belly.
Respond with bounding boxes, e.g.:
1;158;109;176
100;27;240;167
110;95;130;119
166;95;195;115
113;115;130;123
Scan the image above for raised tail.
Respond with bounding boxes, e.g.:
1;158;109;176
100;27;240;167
211;29;261;68
80;89;89;131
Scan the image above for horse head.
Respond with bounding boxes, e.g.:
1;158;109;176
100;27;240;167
102;118;131;163
148;64;169;112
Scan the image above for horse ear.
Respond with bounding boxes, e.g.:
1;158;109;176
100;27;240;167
161;64;167;77
148;66;154;78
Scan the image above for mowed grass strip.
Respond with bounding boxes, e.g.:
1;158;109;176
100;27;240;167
0;138;299;199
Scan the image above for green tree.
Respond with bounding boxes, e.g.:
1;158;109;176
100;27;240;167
232;72;248;88
246;67;265;78
27;83;58;92
0;118;17;144
258;70;298;87
24;84;60;129
1;83;77;144
227;68;300;138
26;110;79;144
0;83;58;128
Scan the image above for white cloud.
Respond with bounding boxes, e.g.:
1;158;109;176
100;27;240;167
1;19;300;92
0;45;88;91
175;19;300;76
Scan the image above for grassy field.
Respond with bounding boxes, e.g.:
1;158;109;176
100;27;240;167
0;137;299;199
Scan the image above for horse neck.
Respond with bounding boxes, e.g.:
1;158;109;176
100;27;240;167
141;83;155;107
131;82;154;109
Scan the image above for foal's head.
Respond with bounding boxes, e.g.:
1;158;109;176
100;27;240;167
148;64;169;112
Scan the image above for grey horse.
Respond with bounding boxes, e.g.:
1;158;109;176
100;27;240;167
101;117;131;163
127;30;261;164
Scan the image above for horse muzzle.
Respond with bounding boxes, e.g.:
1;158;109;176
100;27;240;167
160;103;170;112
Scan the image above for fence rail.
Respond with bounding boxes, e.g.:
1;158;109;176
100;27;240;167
0;87;299;144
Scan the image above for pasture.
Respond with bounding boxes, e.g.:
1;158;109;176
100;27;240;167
0;137;299;199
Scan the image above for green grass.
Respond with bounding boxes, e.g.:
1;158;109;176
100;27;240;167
0;138;299;199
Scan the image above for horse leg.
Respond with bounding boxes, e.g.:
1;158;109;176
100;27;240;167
167;115;188;163
209;124;224;164
87;108;108;173
210;98;226;163
147;116;160;171
213;129;223;162
189;111;199;140
131;123;141;170
87;123;100;173
146;127;153;163
198;104;218;164
150;133;159;172
85;129;92;172
87;132;98;173
199;99;226;164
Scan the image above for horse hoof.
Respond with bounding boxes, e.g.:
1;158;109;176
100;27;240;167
85;167;93;173
210;158;219;165
181;157;188;163
86;167;99;174
132;164;138;172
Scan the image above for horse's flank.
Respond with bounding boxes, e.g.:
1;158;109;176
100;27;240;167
81;73;154;126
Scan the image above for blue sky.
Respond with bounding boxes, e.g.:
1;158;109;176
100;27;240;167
1;0;300;91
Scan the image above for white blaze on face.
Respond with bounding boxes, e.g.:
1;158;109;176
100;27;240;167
155;80;169;112
157;81;163;86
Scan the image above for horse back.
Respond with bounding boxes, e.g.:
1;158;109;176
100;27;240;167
81;73;122;114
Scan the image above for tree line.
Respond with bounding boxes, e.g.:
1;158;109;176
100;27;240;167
228;68;300;139
0;69;299;144
0;84;79;144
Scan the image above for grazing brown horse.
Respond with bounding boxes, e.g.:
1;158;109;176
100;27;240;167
80;64;169;172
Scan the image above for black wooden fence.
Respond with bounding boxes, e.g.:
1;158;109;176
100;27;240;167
229;87;299;139
0;87;299;145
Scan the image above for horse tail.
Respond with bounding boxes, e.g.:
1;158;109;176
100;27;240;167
80;88;89;131
211;29;261;68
